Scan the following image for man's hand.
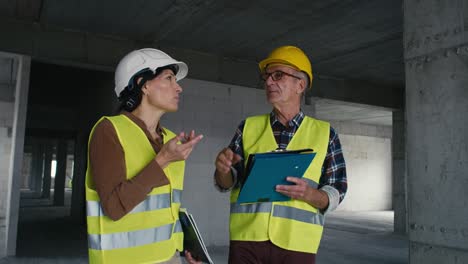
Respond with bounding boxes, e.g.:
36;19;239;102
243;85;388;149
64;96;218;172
184;250;202;264
215;148;241;174
155;130;203;168
276;177;329;209
214;148;242;189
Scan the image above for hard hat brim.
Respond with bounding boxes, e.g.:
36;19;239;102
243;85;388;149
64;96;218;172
258;58;298;73
172;61;188;81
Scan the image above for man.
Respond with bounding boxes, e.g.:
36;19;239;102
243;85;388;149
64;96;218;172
214;45;347;264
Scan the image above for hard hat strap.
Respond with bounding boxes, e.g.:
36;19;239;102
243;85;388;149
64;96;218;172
117;68;153;111
126;68;155;93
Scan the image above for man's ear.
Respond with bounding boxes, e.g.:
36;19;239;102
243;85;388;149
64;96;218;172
297;79;306;94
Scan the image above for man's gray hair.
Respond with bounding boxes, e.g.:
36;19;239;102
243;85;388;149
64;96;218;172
297;71;309;89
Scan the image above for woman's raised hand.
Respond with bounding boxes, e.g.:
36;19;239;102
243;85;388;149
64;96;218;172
155;130;203;168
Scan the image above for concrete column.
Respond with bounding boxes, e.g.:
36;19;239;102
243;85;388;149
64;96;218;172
392;110;407;234
404;0;468;263
29;141;44;195
28;144;36;192
41;141;54;199
5;55;30;256
71;132;87;224
53;139;67;206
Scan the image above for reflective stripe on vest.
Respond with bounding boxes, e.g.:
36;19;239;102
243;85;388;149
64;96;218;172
174;219;183;233
173;189;182;203
272;205;324;226
89;223;174;250
230;203;323;226
231;202;272;214
87;189;182;217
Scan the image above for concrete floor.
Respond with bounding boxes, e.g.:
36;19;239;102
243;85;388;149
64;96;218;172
0;208;408;264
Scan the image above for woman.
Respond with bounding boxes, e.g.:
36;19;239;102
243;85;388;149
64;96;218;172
85;48;203;264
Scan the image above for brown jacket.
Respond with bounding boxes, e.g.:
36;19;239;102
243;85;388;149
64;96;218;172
88;112;169;221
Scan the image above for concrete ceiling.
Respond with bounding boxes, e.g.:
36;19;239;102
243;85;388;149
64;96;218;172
0;0;404;87
0;0;403;126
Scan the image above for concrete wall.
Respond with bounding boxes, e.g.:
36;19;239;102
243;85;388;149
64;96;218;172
336;134;392;211
0;57;15;218
0;57;16;258
328;121;393;212
0;54;30;257
0;103;14;216
164;78;393;246
404;0;468;262
0;124;12;258
393;110;408;234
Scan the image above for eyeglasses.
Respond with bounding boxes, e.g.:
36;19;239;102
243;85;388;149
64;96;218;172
261;70;301;82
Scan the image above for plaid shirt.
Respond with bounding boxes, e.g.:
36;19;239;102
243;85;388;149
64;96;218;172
226;110;347;202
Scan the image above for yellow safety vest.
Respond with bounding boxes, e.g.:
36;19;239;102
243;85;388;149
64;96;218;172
85;115;185;264
230;114;330;253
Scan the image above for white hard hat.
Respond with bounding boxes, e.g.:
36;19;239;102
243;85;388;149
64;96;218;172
114;48;188;97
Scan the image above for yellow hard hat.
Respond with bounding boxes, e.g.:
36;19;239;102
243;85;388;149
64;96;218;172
258;45;313;88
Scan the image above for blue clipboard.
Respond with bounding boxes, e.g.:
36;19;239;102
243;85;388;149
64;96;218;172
237;149;316;204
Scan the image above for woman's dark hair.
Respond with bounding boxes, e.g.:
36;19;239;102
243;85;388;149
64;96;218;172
117;64;179;112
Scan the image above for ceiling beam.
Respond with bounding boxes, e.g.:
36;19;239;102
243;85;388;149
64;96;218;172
309;77;403;110
16;0;43;22
0;18;403;110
